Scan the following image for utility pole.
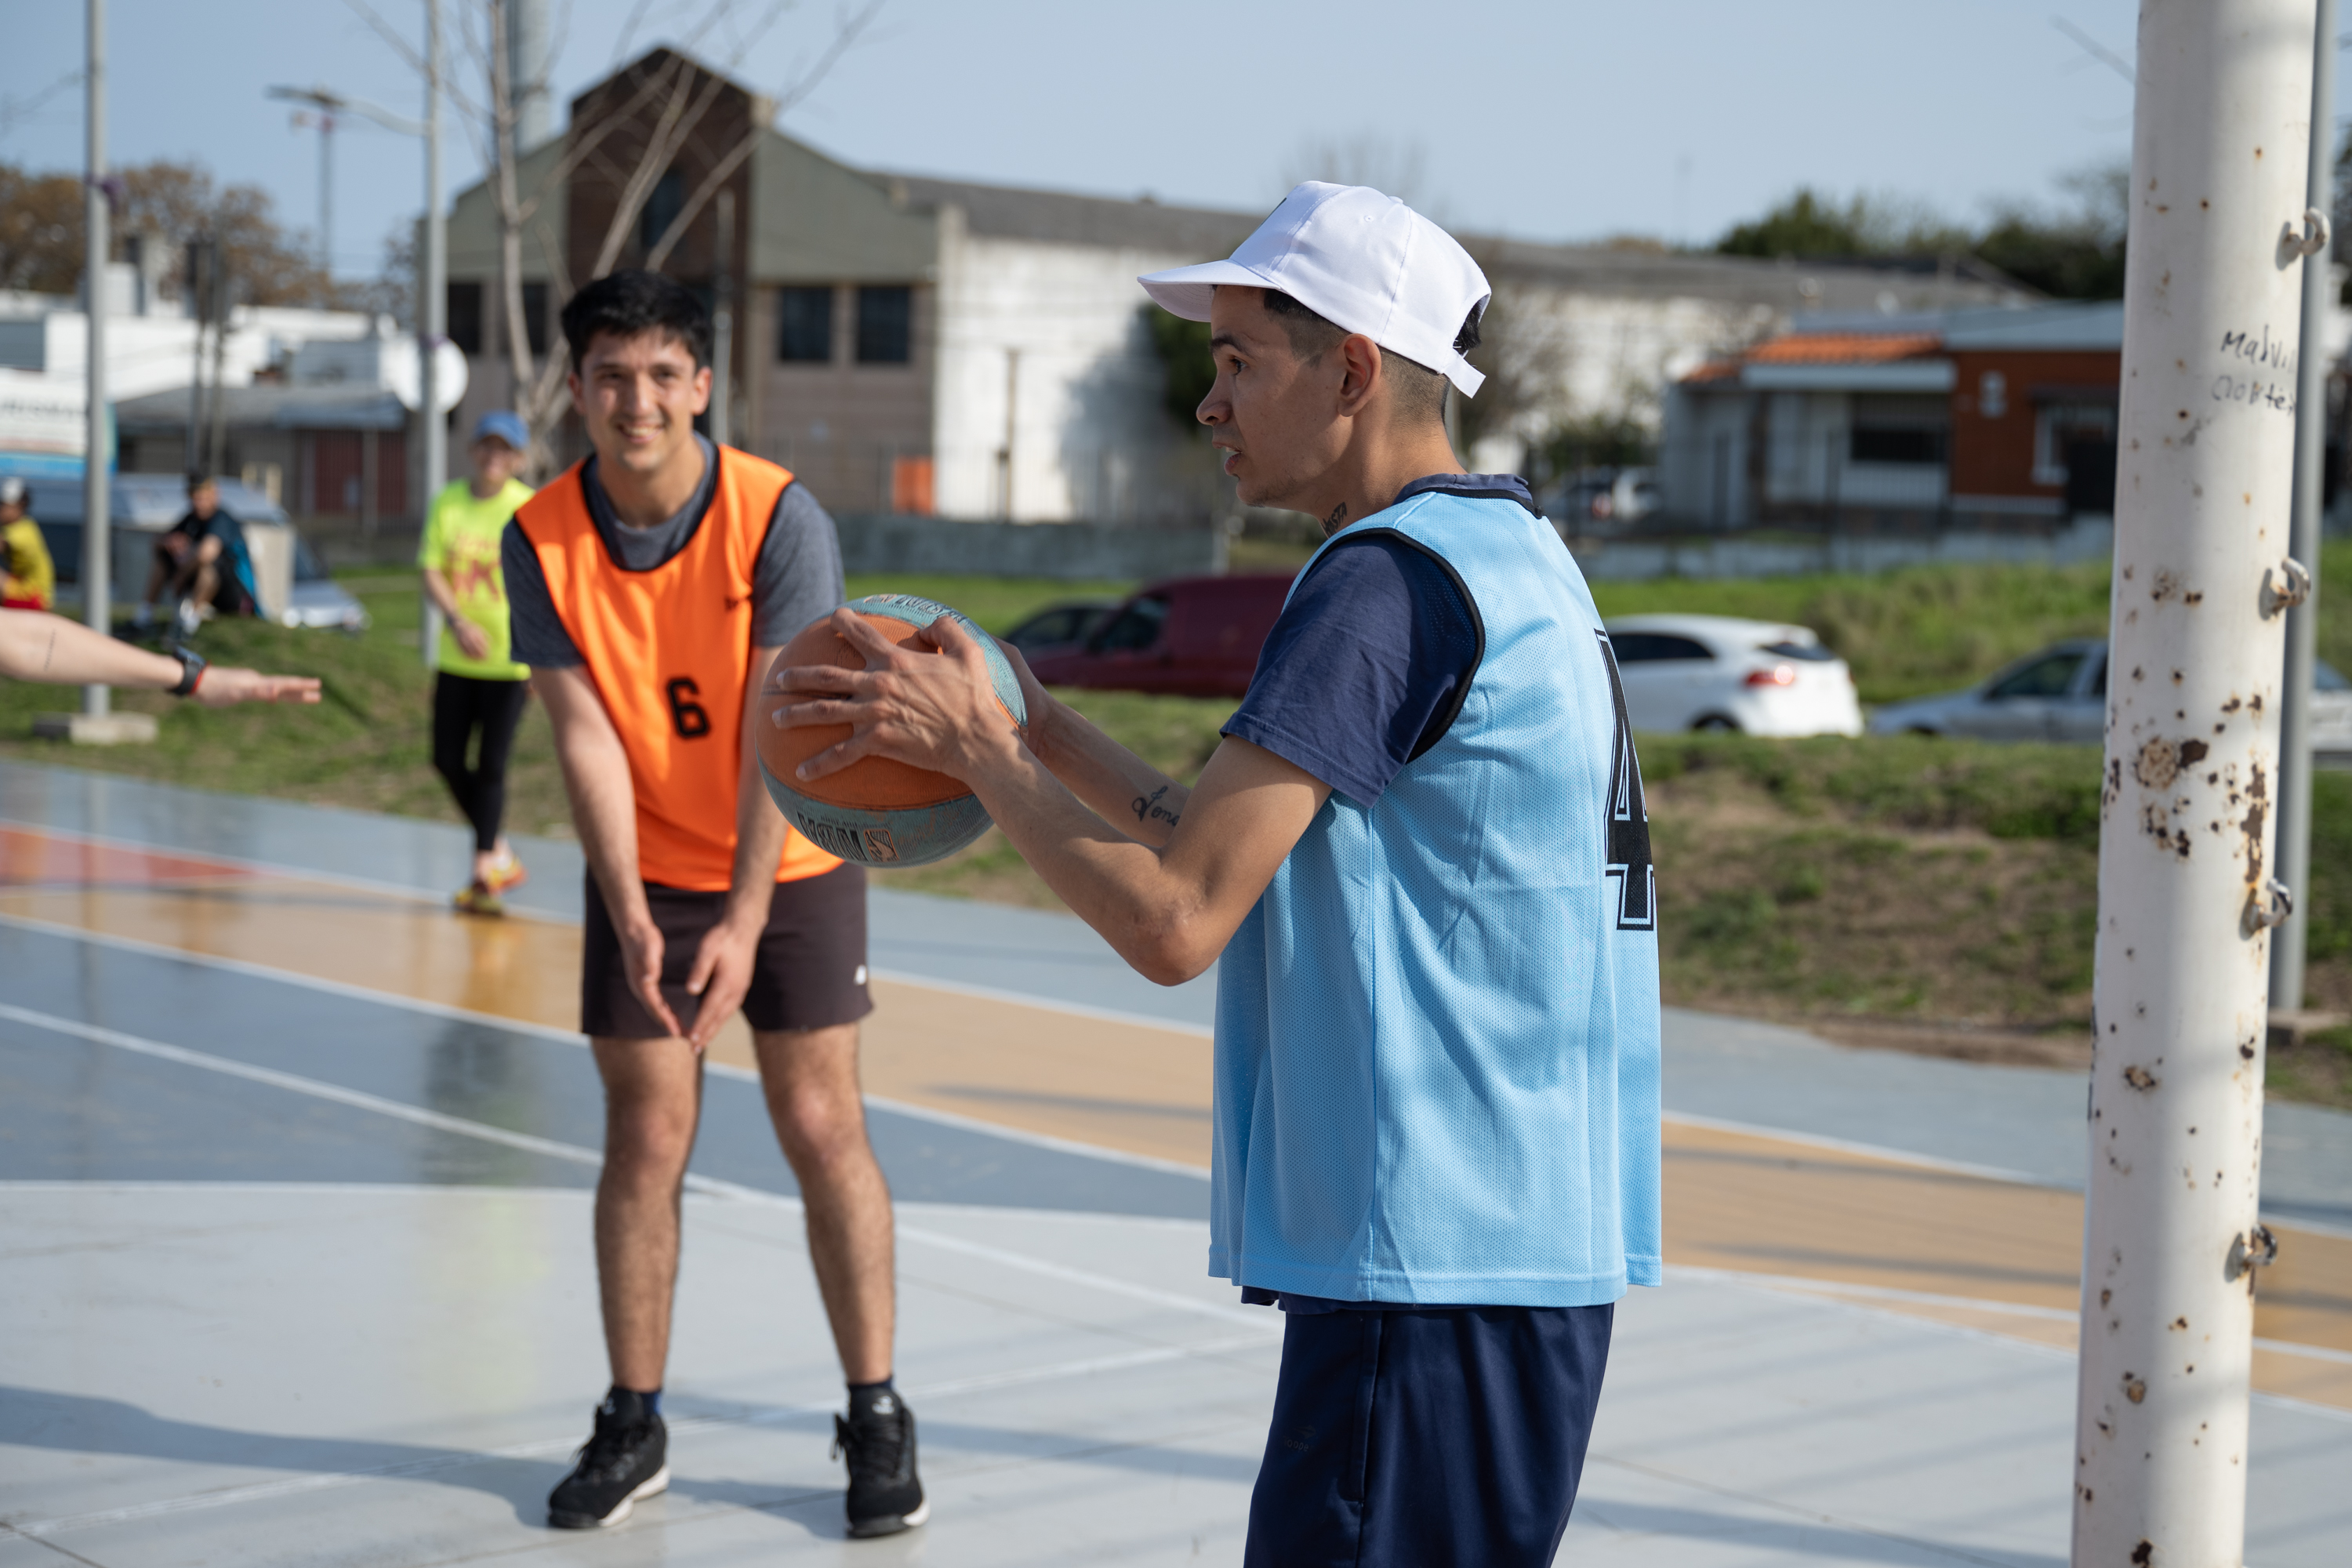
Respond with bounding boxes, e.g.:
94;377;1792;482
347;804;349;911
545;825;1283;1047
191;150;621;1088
82;0;109;717
421;0;447;671
206;256;230;476
2075;4;2313;1565
2271;0;2334;1018
711;189;735;448
183;237;209;479
506;0;550;147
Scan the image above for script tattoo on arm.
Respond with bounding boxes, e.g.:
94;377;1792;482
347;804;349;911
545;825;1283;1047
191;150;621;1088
1131;784;1181;832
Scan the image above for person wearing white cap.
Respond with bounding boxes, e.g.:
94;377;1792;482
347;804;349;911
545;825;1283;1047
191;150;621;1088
771;182;1661;1565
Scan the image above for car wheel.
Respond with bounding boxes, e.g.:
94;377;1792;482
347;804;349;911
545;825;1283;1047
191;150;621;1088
1693;715;1739;732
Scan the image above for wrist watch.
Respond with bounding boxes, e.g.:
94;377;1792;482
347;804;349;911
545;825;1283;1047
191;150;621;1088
166;643;208;698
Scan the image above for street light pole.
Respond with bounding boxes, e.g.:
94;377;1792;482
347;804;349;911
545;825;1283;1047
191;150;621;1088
266;87;346;296
82;0;109;718
2271;0;2334;1019
2074;3;2314;1563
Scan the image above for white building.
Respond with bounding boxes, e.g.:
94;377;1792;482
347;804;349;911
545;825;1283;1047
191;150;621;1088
441;48;2036;524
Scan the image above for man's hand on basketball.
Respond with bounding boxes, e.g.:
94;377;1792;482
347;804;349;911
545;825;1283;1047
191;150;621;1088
681;916;760;1051
190;667;323;707
770;608;1022;783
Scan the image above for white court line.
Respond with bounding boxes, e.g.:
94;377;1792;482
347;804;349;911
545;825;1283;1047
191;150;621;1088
1661;1108;2053;1188
0;909;1208;1182
8;1331;1280;1539
0;999;1256;1331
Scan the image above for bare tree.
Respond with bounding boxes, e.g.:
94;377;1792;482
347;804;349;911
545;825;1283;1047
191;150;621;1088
347;0;879;469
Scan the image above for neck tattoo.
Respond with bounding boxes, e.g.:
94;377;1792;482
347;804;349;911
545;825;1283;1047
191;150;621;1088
1322;501;1348;537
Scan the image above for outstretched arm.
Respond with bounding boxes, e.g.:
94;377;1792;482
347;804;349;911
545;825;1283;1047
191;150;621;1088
0;608;320;706
772;612;1327;985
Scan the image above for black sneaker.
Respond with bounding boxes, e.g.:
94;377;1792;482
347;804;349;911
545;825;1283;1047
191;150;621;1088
833;1389;927;1538
548;1389;669;1529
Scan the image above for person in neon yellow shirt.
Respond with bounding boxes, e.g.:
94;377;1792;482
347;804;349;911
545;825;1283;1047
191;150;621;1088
422;412;537;914
0;479;56;611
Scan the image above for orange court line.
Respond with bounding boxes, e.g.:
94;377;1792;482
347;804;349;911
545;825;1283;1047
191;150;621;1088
0;823;255;889
2;860;2346;1410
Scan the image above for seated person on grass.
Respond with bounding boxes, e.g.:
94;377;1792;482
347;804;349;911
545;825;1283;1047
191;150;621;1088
137;474;258;637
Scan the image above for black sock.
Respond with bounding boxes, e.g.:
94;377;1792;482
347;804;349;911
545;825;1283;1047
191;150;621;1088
847;1375;895;1416
604;1382;662;1421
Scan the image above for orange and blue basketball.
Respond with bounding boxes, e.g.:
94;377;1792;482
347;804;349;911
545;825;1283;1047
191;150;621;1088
757;594;1025;867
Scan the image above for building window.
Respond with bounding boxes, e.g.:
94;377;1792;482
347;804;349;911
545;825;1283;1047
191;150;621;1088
2032;401;2118;487
446;281;482;356
521;281;550;358
1849;426;1947;465
857;285;912;364
777;285;833;362
641;169;684;256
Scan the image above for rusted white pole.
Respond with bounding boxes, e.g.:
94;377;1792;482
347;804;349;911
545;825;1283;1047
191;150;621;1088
2077;4;2313;1563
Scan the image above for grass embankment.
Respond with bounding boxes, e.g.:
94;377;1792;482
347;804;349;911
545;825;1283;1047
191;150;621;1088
1;559;2347;1107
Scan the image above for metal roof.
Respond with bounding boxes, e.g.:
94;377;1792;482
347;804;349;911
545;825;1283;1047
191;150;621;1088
113;383;409;433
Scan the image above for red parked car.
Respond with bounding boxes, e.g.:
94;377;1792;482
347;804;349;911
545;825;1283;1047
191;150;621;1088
1025;572;1295;698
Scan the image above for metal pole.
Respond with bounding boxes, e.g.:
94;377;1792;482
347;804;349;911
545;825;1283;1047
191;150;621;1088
82;0;110;717
206;260;230;476
420;0;447;672
2271;0;2333;1017
184;238;205;477
711;188;734;448
318;112;335;296
2075;5;2313;1564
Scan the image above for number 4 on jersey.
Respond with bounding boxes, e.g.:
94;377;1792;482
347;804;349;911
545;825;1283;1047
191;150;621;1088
1595;631;1655;932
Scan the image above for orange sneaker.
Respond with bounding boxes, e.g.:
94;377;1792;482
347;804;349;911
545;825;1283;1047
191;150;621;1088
484;850;529;895
452;881;506;917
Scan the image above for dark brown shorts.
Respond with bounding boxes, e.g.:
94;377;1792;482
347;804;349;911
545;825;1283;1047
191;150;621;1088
581;863;873;1039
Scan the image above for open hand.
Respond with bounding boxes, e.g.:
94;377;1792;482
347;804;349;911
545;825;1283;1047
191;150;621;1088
451;616;492;661
193;668;323;707
768;608;1022;784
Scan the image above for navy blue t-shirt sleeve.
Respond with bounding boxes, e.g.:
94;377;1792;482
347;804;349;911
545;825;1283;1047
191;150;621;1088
1221;536;1479;808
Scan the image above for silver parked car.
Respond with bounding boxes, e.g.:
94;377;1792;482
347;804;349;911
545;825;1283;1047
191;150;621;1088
1867;637;2352;753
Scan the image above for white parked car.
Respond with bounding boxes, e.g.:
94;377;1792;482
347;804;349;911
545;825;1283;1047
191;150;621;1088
1867;637;2352;752
1603;614;1864;736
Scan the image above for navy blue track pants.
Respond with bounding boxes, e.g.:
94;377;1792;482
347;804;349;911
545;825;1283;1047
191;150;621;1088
1243;1302;1613;1567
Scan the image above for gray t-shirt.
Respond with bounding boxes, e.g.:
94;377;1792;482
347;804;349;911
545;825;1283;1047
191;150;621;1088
500;434;846;667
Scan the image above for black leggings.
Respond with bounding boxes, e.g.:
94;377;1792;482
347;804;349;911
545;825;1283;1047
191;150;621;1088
431;673;530;854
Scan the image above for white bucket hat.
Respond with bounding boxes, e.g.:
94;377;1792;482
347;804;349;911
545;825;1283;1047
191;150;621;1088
1138;182;1490;397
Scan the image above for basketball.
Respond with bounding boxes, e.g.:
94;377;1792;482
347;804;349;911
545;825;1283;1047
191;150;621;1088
758;593;1027;867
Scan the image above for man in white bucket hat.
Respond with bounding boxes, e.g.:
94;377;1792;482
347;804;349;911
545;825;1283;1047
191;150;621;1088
772;182;1661;1565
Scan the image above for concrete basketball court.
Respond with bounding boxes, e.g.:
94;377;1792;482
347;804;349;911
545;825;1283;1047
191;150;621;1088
0;759;2346;1565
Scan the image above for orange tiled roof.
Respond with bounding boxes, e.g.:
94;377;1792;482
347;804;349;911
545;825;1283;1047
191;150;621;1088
1742;332;1941;366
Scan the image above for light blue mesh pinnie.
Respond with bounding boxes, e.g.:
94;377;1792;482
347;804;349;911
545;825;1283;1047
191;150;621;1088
1209;490;1662;1306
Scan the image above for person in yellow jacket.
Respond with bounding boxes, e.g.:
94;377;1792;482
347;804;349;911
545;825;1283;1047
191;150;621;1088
420;411;537;913
0;478;56;611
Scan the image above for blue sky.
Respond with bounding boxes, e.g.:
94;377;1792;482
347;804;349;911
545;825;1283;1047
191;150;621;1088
2;1;2151;285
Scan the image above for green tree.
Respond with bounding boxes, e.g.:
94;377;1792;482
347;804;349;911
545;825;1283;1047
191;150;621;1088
0;158;333;309
0;165;88;294
1715;187;1877;259
1145;305;1215;429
